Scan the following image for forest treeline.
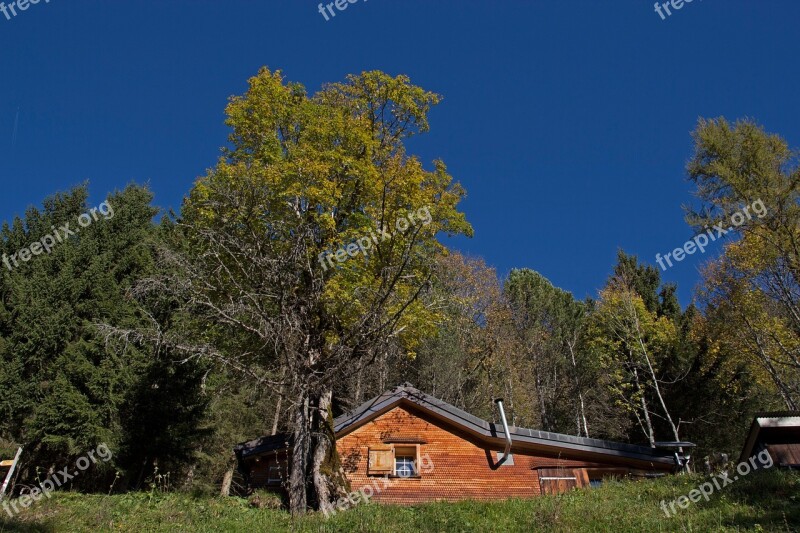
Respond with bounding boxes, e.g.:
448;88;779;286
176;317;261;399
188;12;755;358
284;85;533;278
1;69;798;513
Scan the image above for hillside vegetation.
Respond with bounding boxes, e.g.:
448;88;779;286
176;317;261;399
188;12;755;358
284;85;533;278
2;470;798;532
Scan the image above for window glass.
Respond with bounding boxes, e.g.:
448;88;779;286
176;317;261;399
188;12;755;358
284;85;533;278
395;456;416;477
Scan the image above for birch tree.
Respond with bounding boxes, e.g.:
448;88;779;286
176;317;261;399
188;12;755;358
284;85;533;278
588;276;682;446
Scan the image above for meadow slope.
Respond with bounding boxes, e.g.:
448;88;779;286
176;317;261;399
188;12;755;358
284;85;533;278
2;470;798;532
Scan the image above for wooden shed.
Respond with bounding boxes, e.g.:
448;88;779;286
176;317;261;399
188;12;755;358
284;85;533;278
739;412;800;469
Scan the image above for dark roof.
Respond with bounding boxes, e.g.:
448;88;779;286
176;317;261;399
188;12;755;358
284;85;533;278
234;433;292;459
739;412;800;463
333;383;680;466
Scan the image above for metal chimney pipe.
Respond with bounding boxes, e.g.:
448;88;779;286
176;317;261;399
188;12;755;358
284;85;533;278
494;398;512;465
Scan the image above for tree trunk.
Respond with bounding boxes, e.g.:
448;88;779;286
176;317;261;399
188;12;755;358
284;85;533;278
535;371;550;431
311;390;334;511
633;316;682;443
567;341;589;437
220;467;234;497
578;393;589;437
271;387;284;437
288;387;349;515
311;389;350;513
289;394;310;515
271;367;289;436
353;372;362;407
632;366;656;447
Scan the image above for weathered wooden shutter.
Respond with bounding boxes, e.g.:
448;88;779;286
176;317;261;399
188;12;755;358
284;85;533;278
368;446;394;475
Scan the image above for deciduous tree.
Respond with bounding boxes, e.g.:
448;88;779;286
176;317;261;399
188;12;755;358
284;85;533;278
116;69;471;514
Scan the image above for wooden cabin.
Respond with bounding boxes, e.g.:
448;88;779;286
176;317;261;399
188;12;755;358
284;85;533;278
234;384;686;504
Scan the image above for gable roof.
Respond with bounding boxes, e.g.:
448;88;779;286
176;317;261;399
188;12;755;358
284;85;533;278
739;412;800;463
333;383;680;467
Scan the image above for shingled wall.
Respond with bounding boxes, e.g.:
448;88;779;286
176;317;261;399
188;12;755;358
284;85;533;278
336;404;615;504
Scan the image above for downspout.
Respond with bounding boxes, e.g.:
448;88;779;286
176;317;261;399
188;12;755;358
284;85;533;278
494;399;512;465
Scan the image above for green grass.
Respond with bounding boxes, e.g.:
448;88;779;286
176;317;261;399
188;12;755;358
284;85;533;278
2;470;799;532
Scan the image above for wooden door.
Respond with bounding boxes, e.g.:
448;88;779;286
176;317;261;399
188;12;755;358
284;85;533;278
538;468;579;495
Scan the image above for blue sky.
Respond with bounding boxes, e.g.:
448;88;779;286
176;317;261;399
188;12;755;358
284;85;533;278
1;0;798;305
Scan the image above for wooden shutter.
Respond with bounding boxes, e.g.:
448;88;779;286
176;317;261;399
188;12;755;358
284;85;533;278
368;446;394;475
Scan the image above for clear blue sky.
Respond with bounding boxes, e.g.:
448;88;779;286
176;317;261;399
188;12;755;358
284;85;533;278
1;0;798;306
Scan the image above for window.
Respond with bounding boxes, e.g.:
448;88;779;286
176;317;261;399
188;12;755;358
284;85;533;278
583;468;628;486
267;465;282;486
393;445;419;477
368;444;422;477
395;456;416;477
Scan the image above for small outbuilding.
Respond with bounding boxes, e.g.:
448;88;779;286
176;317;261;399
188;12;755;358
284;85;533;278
739;412;800;469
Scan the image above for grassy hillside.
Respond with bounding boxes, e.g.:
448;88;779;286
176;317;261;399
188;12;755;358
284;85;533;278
2;470;798;532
